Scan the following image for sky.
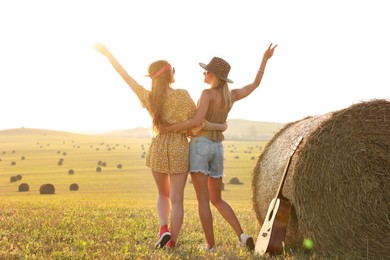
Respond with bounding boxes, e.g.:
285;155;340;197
1;0;389;134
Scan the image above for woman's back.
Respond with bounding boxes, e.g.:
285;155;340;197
197;89;231;141
162;89;197;125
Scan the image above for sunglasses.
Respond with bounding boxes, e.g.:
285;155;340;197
172;67;175;74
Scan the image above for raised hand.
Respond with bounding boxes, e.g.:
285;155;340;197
264;43;277;60
93;42;111;57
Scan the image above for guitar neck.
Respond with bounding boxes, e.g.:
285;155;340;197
274;137;303;200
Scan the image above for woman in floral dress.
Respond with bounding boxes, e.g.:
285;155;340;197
94;43;224;249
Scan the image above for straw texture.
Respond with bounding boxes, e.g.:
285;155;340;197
252;99;390;259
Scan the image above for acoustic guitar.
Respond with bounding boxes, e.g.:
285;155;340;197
255;136;303;255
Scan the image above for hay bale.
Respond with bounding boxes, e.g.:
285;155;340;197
68;169;74;175
10;176;18;182
39;184;55;195
16;174;22;181
117;164;122;169
18;183;29;192
252;99;390;259
229;177;243;185
69;183;79;191
96;166;102;172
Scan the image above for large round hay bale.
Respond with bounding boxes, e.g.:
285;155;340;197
252;99;390;259
18;183;29;192
39;184;55;195
69;183;79;191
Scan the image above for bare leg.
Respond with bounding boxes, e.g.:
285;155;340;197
209;177;243;240
169;172;188;244
191;172;215;248
152;171;170;228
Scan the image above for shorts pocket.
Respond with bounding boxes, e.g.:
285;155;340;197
195;139;211;157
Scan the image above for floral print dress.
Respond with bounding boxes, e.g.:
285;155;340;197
134;85;196;174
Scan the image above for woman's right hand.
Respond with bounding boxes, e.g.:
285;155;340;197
157;124;171;134
221;121;228;132
93;42;110;57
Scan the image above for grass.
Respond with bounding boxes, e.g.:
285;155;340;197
0;129;311;259
1;197;263;259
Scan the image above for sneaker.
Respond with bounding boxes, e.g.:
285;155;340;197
240;233;255;252
154;226;171;249
167;240;176;249
200;244;215;253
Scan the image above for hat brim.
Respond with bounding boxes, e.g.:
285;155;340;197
199;62;207;70
199;62;233;83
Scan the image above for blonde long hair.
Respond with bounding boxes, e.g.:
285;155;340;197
148;60;172;131
210;76;232;110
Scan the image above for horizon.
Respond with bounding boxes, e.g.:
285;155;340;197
0;118;286;135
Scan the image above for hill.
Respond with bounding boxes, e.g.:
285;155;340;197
223;119;285;140
0;127;84;137
104;119;285;141
0;119;285;140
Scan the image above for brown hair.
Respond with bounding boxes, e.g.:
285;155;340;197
210;75;232;110
148;60;172;131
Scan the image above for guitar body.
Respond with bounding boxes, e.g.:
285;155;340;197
255;137;302;256
255;198;292;255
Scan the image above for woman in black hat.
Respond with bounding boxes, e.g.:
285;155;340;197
160;43;277;252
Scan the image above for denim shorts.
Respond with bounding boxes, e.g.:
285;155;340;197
189;136;224;178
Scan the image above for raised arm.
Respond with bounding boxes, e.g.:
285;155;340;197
231;43;277;102
94;42;141;93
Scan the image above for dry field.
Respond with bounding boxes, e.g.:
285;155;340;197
1;128;303;259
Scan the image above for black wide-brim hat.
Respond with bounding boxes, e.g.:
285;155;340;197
199;57;233;83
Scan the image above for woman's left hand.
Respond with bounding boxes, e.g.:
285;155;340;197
264;43;278;60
